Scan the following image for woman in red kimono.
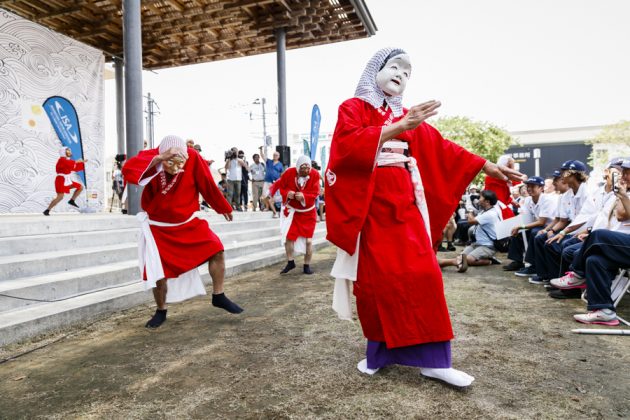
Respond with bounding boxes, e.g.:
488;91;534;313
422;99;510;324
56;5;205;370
484;154;519;219
326;48;523;387
270;155;321;275
123;135;243;329
43;147;85;216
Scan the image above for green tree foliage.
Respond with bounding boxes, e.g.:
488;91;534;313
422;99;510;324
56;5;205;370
432;116;514;184
587;120;630;167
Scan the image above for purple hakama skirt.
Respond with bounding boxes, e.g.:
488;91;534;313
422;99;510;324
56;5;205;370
366;340;451;370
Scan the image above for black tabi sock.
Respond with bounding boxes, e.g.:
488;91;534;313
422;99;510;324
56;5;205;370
145;309;167;328
68;199;79;208
212;293;244;314
303;264;313;275
280;260;296;274
43;209;50;216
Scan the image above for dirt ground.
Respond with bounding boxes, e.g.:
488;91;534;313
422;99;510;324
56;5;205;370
0;246;628;419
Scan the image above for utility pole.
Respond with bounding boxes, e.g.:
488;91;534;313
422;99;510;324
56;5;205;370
252;97;273;148
144;93;160;148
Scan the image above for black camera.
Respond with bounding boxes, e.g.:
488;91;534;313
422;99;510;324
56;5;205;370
612;172;619;194
225;149;237;160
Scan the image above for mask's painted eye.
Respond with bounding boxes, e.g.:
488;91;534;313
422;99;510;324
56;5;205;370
403;72;409;78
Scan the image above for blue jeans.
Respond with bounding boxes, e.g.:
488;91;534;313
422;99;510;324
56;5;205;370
571;230;630;311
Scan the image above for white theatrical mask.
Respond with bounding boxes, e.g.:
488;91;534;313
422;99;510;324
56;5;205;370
375;53;411;97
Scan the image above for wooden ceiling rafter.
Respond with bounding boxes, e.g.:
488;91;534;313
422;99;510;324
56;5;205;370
0;0;375;69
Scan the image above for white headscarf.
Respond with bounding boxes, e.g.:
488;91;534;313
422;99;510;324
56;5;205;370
158;135;188;158
496;154;512;167
59;147;69;157
354;47;407;117
296;155;311;188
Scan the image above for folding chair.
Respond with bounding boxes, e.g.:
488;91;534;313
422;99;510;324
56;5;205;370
574;268;630;335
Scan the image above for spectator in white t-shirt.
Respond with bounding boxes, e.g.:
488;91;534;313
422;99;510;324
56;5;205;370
442;190;502;272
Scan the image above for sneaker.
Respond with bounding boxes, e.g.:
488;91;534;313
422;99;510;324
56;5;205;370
446;243;457;251
574;309;619;326
437;244;447;252
528;275;549;285
550;272;586;290
503;261;524;271
515;266;536;277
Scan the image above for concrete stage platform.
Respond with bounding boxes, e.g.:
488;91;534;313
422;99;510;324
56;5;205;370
0;211;328;346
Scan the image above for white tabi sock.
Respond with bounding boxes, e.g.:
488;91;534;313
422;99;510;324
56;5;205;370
357;358;379;375
420;367;475;387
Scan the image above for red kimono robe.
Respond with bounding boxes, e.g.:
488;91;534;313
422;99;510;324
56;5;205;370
54;157;84;193
484;175;515;219
274;167;320;240
326;98;486;348
122;148;233;279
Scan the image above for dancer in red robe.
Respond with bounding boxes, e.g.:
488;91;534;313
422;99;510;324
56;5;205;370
326;48;524;387
484;154;519;219
123;135;243;328
272;155;321;275
43;147;86;215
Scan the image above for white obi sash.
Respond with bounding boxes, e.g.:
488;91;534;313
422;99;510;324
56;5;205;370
136;211;207;303
331;140;432;320
280;203;316;254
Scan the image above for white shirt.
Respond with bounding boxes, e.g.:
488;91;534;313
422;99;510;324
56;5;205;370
569;186;614;228
227;159;242;181
522;193;557;221
559;182;588;221
250;162;266;181
591;194;619;231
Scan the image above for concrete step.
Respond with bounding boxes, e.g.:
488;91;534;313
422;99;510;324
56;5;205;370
0;228;326;311
0;211;277;238
0;244;137;280
0;224;324;280
0;238;330;346
0;222;284;257
0;261;139;313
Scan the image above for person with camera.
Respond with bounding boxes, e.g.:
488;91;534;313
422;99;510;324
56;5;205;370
224;147;248;211
259;146;284;218
43;147;87;216
441;190;502;272
122;135;243;329
553;158;630;325
238;150;250;211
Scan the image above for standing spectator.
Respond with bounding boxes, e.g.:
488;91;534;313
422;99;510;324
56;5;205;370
224;147;247;211
249;153;266;211
218;172;228;200
260;146;284;218
238;150;250;211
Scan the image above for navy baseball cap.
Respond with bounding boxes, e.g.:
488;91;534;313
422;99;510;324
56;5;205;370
608;157;624;169
560;160;587;172
552;170;562;178
524;176;544;186
620;158;630;169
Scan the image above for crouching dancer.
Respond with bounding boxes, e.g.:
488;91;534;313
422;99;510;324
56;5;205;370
123;135;243;328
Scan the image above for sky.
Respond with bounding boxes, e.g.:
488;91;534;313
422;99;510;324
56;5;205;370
103;0;630;161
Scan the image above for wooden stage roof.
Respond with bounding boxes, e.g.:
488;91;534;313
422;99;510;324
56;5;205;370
0;0;376;70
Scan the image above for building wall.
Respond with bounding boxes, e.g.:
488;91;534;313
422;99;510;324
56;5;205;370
0;9;104;213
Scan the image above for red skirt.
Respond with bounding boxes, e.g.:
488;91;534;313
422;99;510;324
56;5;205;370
354;167;454;348
55;176;81;194
147;218;224;279
286;208;317;240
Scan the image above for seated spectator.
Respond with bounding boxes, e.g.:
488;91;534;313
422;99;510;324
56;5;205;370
503;176;556;271
442;190;501;272
529;160;589;285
